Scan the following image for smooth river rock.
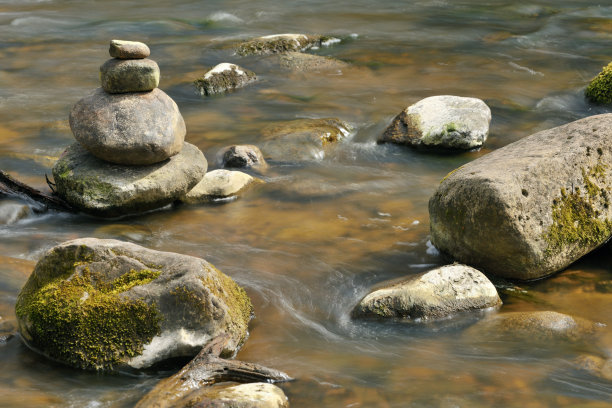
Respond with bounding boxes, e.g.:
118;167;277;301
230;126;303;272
379;95;491;150
195;383;290;408
217;144;268;170
100;58;160;93
69;87;185;165
429;113;612;280
352;264;501;320
15;238;253;371
278;52;349;73
194;63;257;96
109;39;150;59
181;169;258;204
236;34;338;56
52;142;207;217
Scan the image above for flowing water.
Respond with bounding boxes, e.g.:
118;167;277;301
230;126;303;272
1;0;612;407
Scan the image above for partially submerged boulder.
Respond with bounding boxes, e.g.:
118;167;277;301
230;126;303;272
352;264;501;320
278;52;349;73
194;63;257;96
260;118;351;161
181;169;259;204
15;238;253;371
585;62;612;105
52;142;207;217
217;144;268;170
69;88;185;165
429;114;612;280
236;34;339;56
378;95;491;150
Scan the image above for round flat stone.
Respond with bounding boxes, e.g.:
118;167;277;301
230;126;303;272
100;58;160;94
69;87;185;165
52;142;207;217
109;39;150;59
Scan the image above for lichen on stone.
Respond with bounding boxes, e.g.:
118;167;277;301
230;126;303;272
585;62;612;105
16;263;162;371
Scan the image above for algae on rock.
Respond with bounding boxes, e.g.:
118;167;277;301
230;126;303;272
585;62;612;105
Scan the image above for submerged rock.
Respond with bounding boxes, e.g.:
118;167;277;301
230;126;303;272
181;169;258;203
217;144;268;170
69;88;185;165
236;34;338;56
100;58;160;94
585;62;612;105
429;114;612;280
352;264;501;320
260;118;351;161
52;142;206;217
109;39;150;59
465;311;602;344
278;52;349;73
194;63;257;96
378;95;491;150
575;355;612;381
15;238;253;371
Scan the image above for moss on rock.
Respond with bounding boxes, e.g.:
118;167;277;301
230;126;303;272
585;62;612;105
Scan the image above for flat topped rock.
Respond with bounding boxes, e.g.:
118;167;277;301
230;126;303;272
100;58;160;94
69;87;185;165
181;169;258;204
109;39;150;59
194;63;257;96
52;142;207;217
236;33;338;56
379;95;491;150
279;52;349;73
352;264;501;320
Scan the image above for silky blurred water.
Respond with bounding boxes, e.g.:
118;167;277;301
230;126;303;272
1;1;612;407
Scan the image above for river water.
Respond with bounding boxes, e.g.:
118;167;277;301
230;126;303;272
1;0;612;407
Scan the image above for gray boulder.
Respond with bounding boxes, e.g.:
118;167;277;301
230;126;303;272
52;142;207;217
15;238;253;371
429;113;612;280
217;144;268;170
69;87;185;165
260;118;351;162
236;34;339;56
352;264;501;320
100;58;160;93
378;95;491;150
109;39;150;59
181;169;259;204
194;63;256;96
278;52;349;73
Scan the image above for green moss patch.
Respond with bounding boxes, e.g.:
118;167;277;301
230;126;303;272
16;267;161;371
585;62;612;104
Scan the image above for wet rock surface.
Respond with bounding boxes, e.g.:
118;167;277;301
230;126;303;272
217;144;268;170
15;238;253;371
429;113;612;280
52;142;207;217
194;63;257;96
236;34;336;56
352;264;501;320
181;169;258;204
278;52;349;72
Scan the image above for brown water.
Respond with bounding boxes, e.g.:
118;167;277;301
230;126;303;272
1;1;612;407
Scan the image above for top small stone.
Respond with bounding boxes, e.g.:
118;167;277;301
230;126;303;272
109;39;150;59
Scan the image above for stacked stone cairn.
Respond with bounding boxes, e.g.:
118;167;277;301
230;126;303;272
52;40;207;217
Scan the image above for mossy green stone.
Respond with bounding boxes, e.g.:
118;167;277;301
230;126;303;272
585;62;612;105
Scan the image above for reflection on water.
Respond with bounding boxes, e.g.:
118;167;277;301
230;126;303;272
1;0;612;406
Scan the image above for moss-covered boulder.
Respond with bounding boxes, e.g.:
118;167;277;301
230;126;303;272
15;238;253;371
429;113;612;280
236;34;339;56
352;264;501;320
260;118;351;162
52;142;207;217
194;63;257;96
585;62;612;105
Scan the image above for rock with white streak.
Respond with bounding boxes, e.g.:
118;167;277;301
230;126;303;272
194;63;257;96
236;34;339;56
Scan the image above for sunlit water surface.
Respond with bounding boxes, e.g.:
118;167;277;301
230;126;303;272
1;1;612;407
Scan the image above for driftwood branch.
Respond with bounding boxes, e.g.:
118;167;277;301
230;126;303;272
135;334;293;408
0;170;73;212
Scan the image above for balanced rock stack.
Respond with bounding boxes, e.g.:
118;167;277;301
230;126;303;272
52;40;207;217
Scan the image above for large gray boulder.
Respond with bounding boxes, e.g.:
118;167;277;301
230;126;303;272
352;264;501;320
378;95;491;150
100;58;160;94
194;63;256;96
69;88;185;165
15;238;253;371
429;114;612;280
52;142;207;217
